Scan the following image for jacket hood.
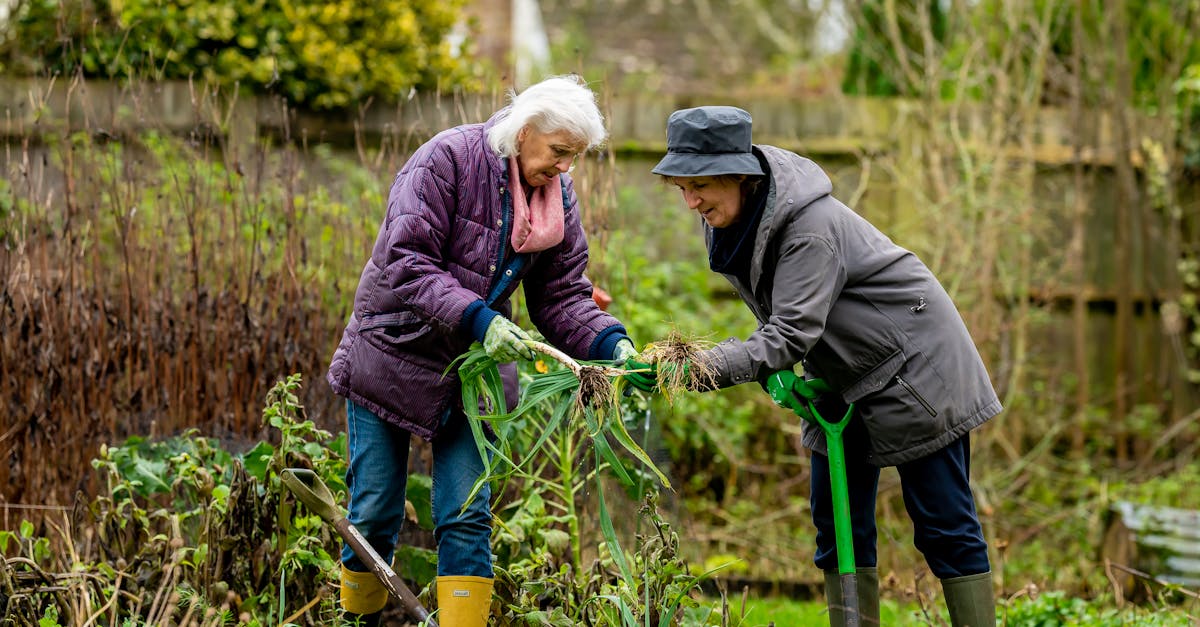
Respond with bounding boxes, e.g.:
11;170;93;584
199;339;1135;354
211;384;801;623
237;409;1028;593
744;145;834;290
758;144;833;210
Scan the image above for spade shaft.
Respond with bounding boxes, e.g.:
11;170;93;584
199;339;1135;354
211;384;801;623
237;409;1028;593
281;468;437;626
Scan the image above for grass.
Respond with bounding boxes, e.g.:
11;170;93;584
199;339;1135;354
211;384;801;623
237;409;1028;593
684;593;1200;626
683;596;932;626
684;597;826;626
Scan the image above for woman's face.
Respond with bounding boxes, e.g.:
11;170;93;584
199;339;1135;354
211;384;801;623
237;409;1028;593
516;126;585;187
671;175;745;228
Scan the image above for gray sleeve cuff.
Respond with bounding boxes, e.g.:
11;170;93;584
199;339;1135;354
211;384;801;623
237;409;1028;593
702;339;755;390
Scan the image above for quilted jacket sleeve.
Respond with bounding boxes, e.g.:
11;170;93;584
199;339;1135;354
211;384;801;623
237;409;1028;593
369;140;484;334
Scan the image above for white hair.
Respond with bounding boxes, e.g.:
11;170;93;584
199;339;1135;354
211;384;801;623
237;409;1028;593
486;75;607;158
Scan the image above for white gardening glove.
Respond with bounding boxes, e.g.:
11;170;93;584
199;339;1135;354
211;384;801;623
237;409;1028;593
483;317;536;362
612;338;638;364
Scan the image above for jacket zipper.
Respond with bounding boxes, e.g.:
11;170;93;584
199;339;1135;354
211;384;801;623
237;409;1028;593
895;375;938;417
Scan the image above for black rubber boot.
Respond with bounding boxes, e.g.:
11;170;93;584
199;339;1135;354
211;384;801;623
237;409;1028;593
825;567;880;626
941;571;996;627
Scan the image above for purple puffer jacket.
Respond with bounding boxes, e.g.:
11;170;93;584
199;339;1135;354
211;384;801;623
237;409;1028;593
327;110;626;440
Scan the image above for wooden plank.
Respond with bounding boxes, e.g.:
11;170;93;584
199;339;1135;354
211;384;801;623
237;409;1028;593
1108;501;1200;588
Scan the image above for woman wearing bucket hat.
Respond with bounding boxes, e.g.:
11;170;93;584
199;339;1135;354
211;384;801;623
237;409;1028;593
326;75;638;626
625;106;1000;627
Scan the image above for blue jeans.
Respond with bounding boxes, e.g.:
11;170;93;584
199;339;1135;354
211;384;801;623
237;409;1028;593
341;400;493;578
810;417;990;579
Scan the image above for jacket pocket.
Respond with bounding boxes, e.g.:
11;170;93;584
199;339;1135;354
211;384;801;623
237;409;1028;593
840;349;906;403
360;311;431;346
895;375;938;417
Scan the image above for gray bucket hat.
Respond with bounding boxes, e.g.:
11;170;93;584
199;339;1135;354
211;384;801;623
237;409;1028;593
651;106;764;177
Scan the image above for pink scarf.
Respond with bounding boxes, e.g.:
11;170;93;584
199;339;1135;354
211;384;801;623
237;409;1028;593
509;156;564;253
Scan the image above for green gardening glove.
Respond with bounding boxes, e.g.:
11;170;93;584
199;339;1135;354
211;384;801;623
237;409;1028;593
622;358;658;392
483;316;536;362
766;370;807;414
766;370;832;421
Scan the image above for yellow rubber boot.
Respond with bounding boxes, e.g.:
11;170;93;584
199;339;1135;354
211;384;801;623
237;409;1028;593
341;565;388;618
437;576;494;626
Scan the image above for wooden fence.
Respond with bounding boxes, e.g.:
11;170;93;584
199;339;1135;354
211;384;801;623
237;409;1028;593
2;77;1197;437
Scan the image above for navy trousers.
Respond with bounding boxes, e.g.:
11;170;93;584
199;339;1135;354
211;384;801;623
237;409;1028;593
809;416;990;579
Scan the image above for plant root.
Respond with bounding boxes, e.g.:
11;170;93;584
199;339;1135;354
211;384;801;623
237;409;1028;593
640;331;718;396
577;365;617;413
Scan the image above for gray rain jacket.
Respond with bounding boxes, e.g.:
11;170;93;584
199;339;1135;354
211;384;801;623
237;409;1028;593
702;145;1001;466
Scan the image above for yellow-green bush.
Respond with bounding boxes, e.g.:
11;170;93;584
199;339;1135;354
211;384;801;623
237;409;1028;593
0;0;479;108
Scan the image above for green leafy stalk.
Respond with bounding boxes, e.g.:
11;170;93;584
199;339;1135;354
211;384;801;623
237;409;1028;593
456;343;672;496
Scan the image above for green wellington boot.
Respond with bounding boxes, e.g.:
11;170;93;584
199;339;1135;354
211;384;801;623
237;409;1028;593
824;567;880;626
941;571;996;627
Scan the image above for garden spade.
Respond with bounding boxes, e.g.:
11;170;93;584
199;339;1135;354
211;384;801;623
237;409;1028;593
767;374;860;627
280;468;438;627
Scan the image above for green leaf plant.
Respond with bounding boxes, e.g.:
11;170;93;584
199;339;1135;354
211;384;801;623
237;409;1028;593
453;340;734;626
13;373;353;626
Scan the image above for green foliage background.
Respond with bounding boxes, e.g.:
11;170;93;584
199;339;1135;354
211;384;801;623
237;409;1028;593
0;0;478;108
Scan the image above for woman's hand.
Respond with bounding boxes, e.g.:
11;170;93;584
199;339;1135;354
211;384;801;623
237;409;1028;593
483;317;537;362
622;358;659;392
612;338;638;364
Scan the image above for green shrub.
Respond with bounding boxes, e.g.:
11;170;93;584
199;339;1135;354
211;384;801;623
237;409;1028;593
0;0;479;109
1112;463;1200;510
1003;591;1194;626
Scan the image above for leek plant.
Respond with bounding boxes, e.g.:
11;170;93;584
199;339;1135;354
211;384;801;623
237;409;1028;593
455;341;668;568
456;340;721;625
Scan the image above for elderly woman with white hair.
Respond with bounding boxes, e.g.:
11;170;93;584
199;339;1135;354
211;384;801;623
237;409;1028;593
326;75;638;626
